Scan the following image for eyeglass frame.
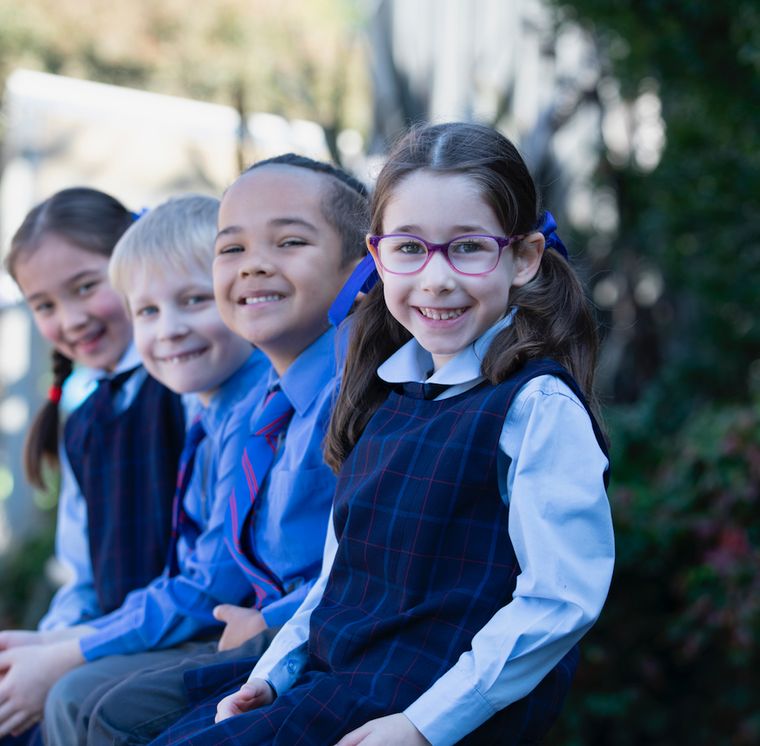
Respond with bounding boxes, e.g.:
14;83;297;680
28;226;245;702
366;233;525;276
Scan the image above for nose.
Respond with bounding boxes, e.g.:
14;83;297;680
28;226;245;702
59;301;89;333
156;307;189;341
238;246;276;278
418;251;457;294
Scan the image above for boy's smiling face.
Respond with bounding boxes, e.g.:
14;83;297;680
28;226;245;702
128;262;252;405
213;165;354;374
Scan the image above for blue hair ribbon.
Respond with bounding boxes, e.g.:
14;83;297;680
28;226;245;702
538;211;568;259
328;254;379;327
131;207;149;222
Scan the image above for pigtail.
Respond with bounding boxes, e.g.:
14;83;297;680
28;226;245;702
482;249;600;409
324;284;411;473
23;350;73;490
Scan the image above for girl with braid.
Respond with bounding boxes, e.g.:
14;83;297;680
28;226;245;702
0;188;185;739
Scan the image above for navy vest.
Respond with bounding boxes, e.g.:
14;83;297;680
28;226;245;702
64;370;185;614
306;359;608;743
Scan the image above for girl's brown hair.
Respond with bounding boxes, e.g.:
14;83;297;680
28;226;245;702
5;187;133;489
324;122;600;472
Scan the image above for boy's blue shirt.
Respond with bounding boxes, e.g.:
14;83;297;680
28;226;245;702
230;326;342;628
80;349;270;659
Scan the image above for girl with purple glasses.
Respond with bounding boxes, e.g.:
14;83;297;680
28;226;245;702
155;122;614;746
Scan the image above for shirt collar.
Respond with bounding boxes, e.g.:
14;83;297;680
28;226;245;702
377;308;516;386
202;348;268;433
81;341;141;386
261;327;339;418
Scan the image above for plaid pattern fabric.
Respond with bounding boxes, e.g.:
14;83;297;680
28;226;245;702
166;417;206;577
225;388;295;606
151;360;606;745
64;371;186;614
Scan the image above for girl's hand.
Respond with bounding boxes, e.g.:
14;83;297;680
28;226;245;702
0;625;94;651
215;679;275;722
0;631;44;650
0;640;84;737
214;605;267;652
334;714;430;746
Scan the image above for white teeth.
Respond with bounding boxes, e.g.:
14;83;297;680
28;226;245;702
162;349;206;364
244;294;282;305
418;307;466;321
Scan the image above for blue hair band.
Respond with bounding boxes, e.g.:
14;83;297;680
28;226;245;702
328;254;379;327
131;207;149;222
538;211;568;259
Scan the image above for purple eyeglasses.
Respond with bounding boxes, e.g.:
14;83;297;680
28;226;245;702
366;233;524;276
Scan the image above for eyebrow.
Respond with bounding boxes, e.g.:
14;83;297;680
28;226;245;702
216;216;319;242
391;224;493;235
25;270;100;302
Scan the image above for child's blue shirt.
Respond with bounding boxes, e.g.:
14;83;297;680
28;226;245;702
231;327;342;628
247;313;614;746
78;349;269;659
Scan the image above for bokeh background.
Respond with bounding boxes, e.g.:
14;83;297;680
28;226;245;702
0;1;758;743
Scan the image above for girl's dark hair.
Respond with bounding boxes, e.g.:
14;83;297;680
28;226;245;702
6;187;133;489
325;122;600;472
245;153;369;265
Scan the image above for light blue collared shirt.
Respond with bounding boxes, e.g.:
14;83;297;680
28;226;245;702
247;314;614;746
39;343;147;631
80;350;270;659
250;327;343;628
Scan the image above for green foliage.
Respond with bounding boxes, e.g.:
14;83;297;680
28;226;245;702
0;526;56;630
545;1;760;741
554;0;760;412
550;396;760;745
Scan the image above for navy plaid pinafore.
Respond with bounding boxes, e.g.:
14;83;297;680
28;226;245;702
64;370;185;615
157;360;607;746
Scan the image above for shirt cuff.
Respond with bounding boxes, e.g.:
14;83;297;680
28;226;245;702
404;681;497;746
252;646;308;697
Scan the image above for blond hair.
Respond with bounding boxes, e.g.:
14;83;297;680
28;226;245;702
109;194;219;295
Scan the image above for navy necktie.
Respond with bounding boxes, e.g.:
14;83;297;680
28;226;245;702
91;366;140;419
398;381;450;400
227;387;294;603
166;416;206;576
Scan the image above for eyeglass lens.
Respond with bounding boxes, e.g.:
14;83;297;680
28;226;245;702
377;235;501;274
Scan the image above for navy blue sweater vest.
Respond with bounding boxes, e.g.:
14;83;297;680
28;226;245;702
306;359;608;742
64;370;185;614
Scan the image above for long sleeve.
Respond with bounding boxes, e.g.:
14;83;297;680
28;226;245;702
79;410;254;660
247;513;339;696
37;447;101;631
404;377;614;745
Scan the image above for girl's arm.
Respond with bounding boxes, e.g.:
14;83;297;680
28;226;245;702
37;447;101;632
402;377;614;746
248;510;338;691
216;511;339;722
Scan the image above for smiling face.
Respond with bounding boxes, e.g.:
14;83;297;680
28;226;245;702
213;165;355;374
128;263;252;405
376;169;543;372
13;233;132;371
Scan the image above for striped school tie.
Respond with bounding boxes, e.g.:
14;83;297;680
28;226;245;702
229;387;294;602
90;366;140;419
166;416;206;576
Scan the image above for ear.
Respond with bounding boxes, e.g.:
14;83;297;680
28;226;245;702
511;232;544;288
366;235;385;281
